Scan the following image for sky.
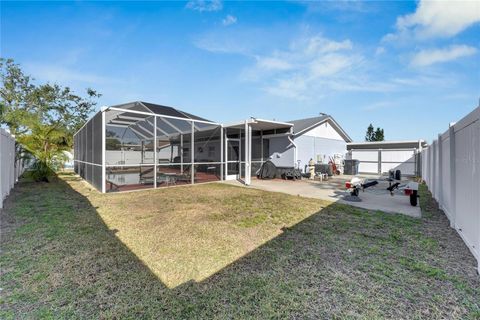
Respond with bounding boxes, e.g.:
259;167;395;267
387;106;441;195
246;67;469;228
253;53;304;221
1;0;479;142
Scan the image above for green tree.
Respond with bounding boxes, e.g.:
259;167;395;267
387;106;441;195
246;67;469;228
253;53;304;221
0;58;36;136
374;127;385;141
365;123;375;141
0;58;101;181
365;123;385;141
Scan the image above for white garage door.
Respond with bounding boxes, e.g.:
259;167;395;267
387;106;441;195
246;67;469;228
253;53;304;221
351;149;418;175
351;150;378;174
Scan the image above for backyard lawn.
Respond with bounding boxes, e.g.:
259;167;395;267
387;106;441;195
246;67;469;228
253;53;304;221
1;173;479;319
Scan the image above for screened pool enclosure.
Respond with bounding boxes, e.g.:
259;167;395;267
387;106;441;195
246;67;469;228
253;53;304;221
74;101;292;193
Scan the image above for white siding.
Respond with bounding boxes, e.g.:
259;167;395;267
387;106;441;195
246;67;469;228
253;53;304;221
303;121;344;140
292;121;348;171
295;135;347;171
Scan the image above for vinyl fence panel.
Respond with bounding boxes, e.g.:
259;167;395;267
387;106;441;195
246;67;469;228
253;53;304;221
1;128;25;209
422;107;480;273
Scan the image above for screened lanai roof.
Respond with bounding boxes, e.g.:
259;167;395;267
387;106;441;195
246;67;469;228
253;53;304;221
104;102;219;141
224;118;293;131
108;101;213;122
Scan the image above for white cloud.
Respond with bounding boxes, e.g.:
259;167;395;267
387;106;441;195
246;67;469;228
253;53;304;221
195;33;409;100
216;35;406;100
386;0;480;40
254;36;366;99
255;56;293;71
300;36;353;54
411;45;477;67
186;0;222;12
222;15;237;26
265;76;309;100
309;53;354;77
375;46;385;55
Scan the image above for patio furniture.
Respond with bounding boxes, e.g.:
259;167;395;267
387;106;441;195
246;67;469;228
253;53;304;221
157;173;177;186
106;180;121;192
206;166;217;176
175;167;196;183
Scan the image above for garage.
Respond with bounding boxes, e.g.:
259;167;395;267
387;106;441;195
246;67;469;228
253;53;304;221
346;140;428;176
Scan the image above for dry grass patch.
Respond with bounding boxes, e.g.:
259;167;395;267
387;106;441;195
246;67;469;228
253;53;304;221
71;178;330;288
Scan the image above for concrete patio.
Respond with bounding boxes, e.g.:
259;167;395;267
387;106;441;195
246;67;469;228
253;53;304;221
227;175;422;218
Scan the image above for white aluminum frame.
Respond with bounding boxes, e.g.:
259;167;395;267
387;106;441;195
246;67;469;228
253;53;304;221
101;111;106;193
225;137;241;181
95;106;223;193
75;104;295;193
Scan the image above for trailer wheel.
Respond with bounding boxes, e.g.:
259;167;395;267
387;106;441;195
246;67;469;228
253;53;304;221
395;170;401;180
351;188;359;197
410;190;418;206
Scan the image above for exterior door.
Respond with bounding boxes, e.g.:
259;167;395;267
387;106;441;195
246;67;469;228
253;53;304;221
225;138;241;180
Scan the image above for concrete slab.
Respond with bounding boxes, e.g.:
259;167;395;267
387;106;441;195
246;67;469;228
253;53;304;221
224;176;421;218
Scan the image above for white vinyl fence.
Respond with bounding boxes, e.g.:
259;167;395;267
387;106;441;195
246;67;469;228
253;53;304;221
422;107;480;272
0;128;25;209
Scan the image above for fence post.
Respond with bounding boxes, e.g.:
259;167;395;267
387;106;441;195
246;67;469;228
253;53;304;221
0;130;3;209
378;149;382;174
449;125;456;229
431;141;435;197
437;134;443;210
11;138;15;188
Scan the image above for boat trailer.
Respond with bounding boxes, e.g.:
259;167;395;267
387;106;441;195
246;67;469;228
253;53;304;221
345;170;419;207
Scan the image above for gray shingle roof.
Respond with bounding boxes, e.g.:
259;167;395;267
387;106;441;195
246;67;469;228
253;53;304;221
288;115;330;135
288;115;352;142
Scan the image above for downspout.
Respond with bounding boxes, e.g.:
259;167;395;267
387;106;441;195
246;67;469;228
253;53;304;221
287;131;297;168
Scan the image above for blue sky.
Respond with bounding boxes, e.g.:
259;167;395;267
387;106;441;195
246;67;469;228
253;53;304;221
2;1;479;142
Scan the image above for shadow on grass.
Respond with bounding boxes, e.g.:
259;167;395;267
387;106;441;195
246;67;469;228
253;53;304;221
1;173;479;319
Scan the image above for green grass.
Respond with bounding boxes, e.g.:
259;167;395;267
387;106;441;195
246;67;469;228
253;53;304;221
0;173;479;319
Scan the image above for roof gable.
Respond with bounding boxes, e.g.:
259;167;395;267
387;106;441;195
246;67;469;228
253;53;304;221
288;115;352;142
289;115;329;134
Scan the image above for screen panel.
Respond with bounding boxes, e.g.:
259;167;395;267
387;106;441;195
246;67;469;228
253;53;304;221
105;166;154;192
193;123;221;163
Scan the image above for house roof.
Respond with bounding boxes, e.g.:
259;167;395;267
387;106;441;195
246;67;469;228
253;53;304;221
288;115;352;142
